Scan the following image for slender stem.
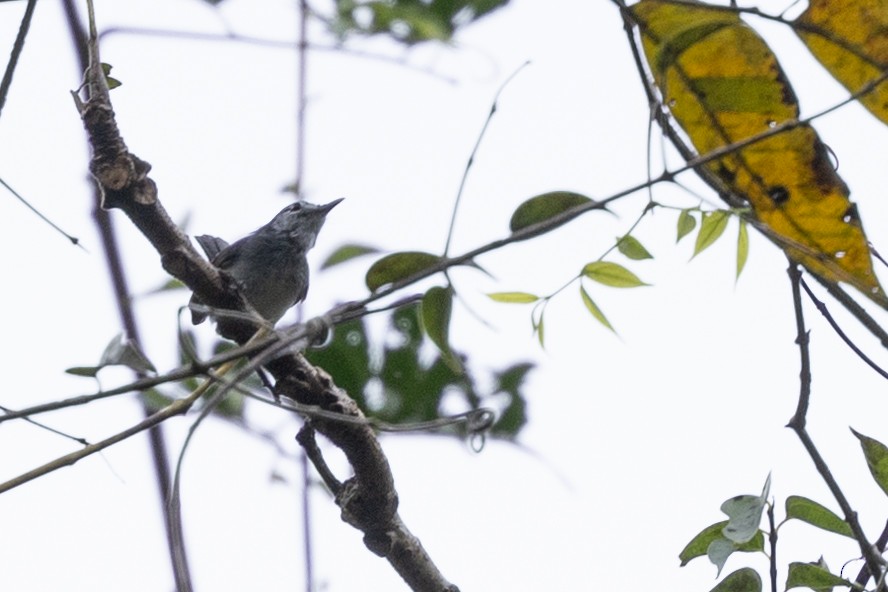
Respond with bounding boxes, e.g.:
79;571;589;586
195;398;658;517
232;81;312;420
443;61;528;257
295;0;308;197
295;4;314;587
787;264;811;426
0;0;37;117
0;403;88;445
785;263;884;582
767;503;777;592
0;386;204;495
0;327;285;424
799;278;888;380
809;274;888;349
297;425;343;494
856;519;888;589
301;451;314;592
98;27;457;83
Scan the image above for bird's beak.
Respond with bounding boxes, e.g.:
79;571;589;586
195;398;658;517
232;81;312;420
320;197;345;213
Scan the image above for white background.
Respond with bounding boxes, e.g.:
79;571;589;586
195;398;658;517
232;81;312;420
1;1;888;591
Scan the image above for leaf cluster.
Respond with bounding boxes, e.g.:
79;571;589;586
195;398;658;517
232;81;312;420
304;303;532;437
328;0;511;44
682;428;888;592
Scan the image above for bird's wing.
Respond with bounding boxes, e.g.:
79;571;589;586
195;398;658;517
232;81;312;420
194;234;230;262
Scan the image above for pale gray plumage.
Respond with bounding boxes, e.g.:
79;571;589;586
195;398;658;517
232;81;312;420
190;198;343;325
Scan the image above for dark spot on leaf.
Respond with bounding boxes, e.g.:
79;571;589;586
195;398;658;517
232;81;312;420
810;136;848;195
772;63;798;107
768;186;789;205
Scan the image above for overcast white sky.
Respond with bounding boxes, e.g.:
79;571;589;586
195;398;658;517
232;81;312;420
2;1;888;591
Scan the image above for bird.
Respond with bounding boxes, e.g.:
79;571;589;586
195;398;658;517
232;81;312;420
190;198;343;325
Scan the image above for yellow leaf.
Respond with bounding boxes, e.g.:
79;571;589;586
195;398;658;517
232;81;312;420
631;0;887;307
796;0;888;126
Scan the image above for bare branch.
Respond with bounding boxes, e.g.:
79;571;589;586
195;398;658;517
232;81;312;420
785;263;885;582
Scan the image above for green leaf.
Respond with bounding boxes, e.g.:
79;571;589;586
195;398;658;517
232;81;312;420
330;0;509;45
100;63;122;89
707;537;736;576
303;317;372;407
582;261;649;288
365;251;441;291
710;568;762;592
140;389;175;413
66;334;156;377
736;219;749;279
218;393;246;418
100;334;155;373
721;495;765;544
693;210;730;258
851;428;888;498
491;363;533;437
784;496;853;538
65;366;100;378
721;474;770;544
617;234;653;260
580;286;614;332
487;292;539;303
421;286;461;373
533;312;545;348
677;208;697;243
679;521;764;566
509;191;593;232
786;561;851;591
321;243;381;270
305;304;524;438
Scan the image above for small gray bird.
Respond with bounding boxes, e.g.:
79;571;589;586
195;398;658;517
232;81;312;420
190;198;343;325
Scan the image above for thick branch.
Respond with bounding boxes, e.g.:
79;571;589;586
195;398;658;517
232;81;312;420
74;15;458;591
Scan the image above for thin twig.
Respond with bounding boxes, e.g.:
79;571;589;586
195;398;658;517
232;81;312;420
809;274;888;349
799;278;888;380
0;385;205;495
295;4;314;588
0;404;89;445
0;0;36;117
785;263;885;582
295;0;308;197
98;27;457;83
767;502;778;592
168;328;273;585
0;324;287;424
855;518;888;589
0;176;83;247
296;425;342;493
443;61;529;257
0;3;82;246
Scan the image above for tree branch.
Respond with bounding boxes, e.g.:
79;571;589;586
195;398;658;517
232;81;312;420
72;7;459;589
785;263;885;583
